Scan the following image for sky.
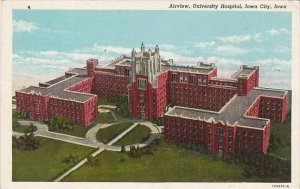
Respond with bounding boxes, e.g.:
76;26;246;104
12;10;292;92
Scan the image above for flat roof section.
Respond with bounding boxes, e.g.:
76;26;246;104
18;68;96;102
45;75;69;85
165;88;287;129
161;64;215;74
106;56;131;67
232;68;255;79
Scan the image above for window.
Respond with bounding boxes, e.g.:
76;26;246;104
125;68;130;76
183;75;188;83
198;77;202;84
189;75;197;84
179;75;184;83
172;74;178;82
138;79;147;89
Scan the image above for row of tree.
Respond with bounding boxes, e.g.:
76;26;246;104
172;139;290;181
47;117;74;131
126;138;161;158
12;111;29;128
12;132;40;150
153;117;164;126
175;141;209;155
226;151;291;180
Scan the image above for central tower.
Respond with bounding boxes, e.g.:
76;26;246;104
129;43;167;121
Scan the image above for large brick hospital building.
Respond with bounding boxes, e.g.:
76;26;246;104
16;43;289;155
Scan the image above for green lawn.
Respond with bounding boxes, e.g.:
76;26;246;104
64;140;280;182
13;125;37;133
97;97;116;106
114;111;132;121
13;137;95;181
97;96;132;121
96;122;133;144
50;124;93;138
269;112;291;160
114;125;151;146
95;112;114;123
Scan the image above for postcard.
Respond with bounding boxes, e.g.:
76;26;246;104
0;1;299;189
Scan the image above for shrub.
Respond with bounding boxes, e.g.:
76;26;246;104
62;153;79;165
87;155;99;167
121;145;126;153
12;132;40;150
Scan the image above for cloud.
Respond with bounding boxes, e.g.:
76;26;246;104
13;20;39;33
194;41;216;48
214;45;249;55
78;44;132;55
266;28;289;36
217;34;261;43
13;44;291;91
159;44;177;50
273;46;291;53
251;58;291;68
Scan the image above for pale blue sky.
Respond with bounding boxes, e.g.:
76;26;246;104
12;10;292;91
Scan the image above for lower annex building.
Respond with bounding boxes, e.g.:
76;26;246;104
15;43;289;156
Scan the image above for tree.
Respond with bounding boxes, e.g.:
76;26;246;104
13;132;40;150
87;155;99;167
121;145;126;153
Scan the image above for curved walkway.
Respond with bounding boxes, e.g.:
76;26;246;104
14;120;162;151
13;119;162;182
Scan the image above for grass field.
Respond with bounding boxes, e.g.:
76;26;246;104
12;137;95;181
114;125;151;146
51;124;93;138
96;122;133;144
269;112;291;160
95;112;114;123
64;140;280;182
97;97;115;106
13;125;37;133
97;96;131;121
114;111;131;121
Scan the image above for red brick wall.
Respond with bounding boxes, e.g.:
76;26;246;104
209;79;238;87
129;75;155;121
259;96;285;123
245;97;261;117
164;115;240;156
154;71;168;119
164;114;270;155
67;78;94;94
235;126;265;154
48;98;87;126
87;59;98;77
169;82;236;111
16;92;50;121
93;73;130;97
83;96;98;126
